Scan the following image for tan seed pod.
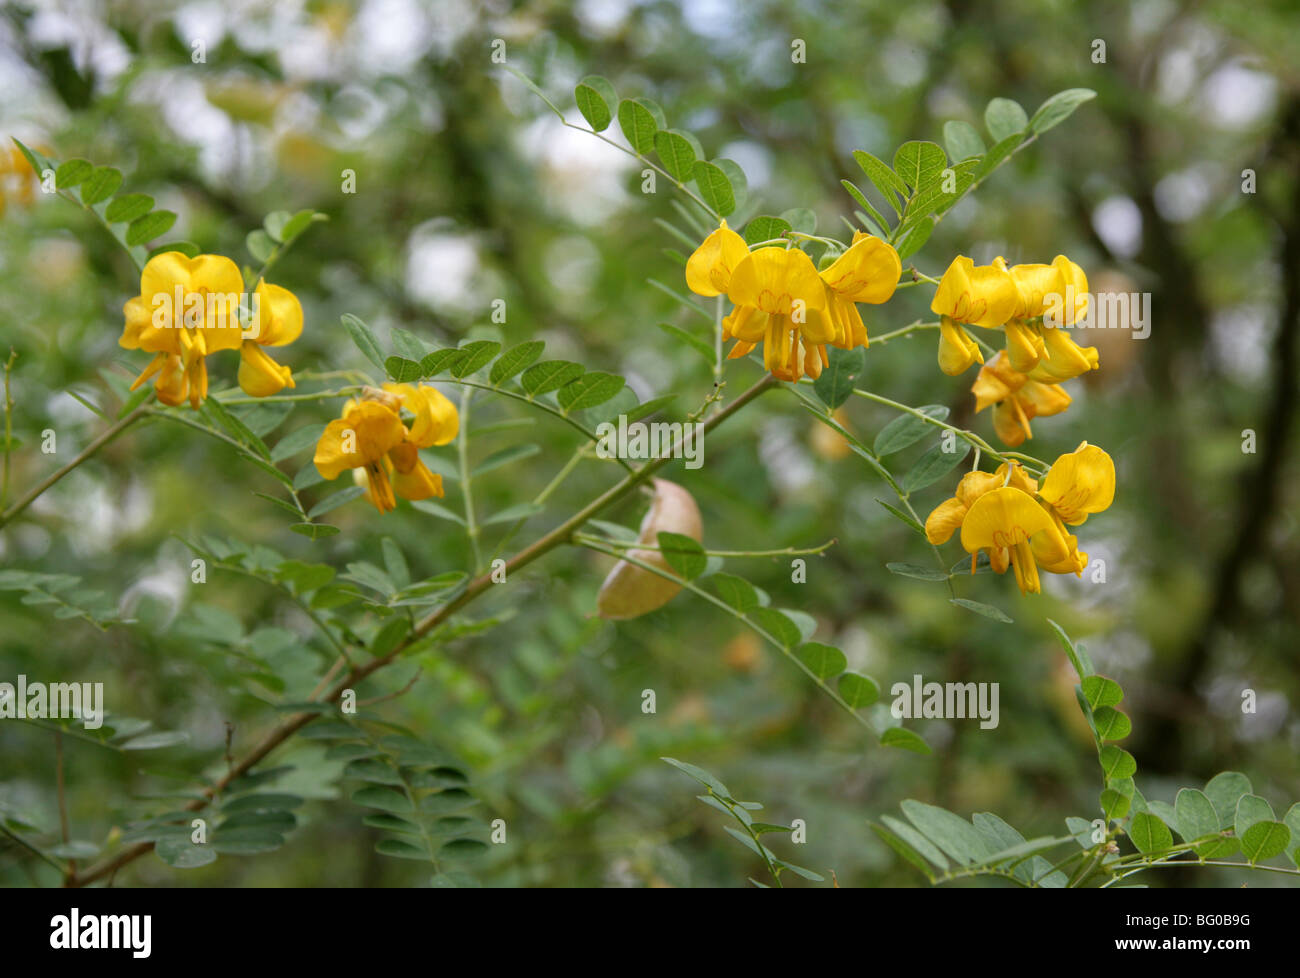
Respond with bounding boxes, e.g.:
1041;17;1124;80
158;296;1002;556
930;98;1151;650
596;478;702;620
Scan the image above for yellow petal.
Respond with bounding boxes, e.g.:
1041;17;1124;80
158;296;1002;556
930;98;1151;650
1008;261;1067;319
251;281;304;347
959;486;1057;553
313;401;406;479
724;304;764;342
1038;442;1115;524
819;234;901;304
938;316;983;375
971;351;1019;412
727;247;825;317
1020;378;1072;419
238;340;295;397
1004;319;1046;373
993;400;1030;447
383;383;459;448
1043;255;1090;326
930;255;1019;328
924;496;968;545
387;442;444;501
1028;325;1099;382
152;354;189;407
685;220;750;297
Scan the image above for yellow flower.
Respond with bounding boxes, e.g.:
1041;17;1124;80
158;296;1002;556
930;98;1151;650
817;232;901;351
119;252;246;409
685;219;749;297
931;255;1019;375
313;384;458;514
238;281;303;397
971;351;1072;447
723;246;832;381
959;486;1073;595
1002;256;1099;381
924;461;1038;550
1038;441;1114;526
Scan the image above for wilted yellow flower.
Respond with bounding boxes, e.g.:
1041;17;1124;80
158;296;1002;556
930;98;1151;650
931;255;1019;375
238;281;303;397
971;351;1072;447
119;252;246;408
313;384;458;514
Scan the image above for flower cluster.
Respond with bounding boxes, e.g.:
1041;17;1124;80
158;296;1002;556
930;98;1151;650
119;252;302;408
313;384;459;514
931;255;1098;446
685;221;900;382
925;442;1115;594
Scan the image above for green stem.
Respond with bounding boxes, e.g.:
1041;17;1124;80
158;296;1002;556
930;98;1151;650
0;399;152;530
458;386;483;573
2;348;16;509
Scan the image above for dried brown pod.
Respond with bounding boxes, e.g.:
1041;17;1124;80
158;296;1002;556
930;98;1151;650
596;478;702;620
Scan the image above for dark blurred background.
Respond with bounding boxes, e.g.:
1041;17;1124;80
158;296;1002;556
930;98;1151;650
0;0;1296;886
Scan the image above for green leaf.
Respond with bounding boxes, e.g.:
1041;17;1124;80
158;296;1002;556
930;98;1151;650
942;120;985;161
780;206;815;235
973;133;1022;182
521;360;584;397
750;607;801;647
489;341;545;385
657;323;714;364
121;731;188;750
839;181;889;234
1100;785;1132;821
271;423;326;463
902;441;969;492
307;486;365;519
147;240;200;260
1046;618;1093;680
1098;745;1137;782
617;98;659;155
655;129;698;182
877;499;925;535
410;500;466;525
155;837;217;869
1234;793;1275;841
481;502;544;525
984;98;1028;142
1081;675;1123;709
661;756;731;800
899;800;991;867
420;348;466;377
78;166;123;205
279;209;326;242
949;598;1013;623
575;75;617;131
1174;788;1220;844
1028;88;1096;134
54;158;93;188
716;159;748;211
369;617;409;657
795;642;846;679
743;215;793;246
246;228;276;262
892;140;947;191
264;210;292;241
557;371;625;412
473;444;539;476
852;150;908;214
712;573;760;613
351;786;412;813
1282;804;1300;866
1240;821;1290;864
104;193;154;223
693;160;736;217
837;672;879;708
813;346;867;409
873;405;949;455
126;210;177;246
390;327;428;363
222;793;303;814
341;314;385;371
880;727;931;754
449;340;501;378
1129;812;1173;855
874;819;941;877
886;562;947;582
656;531;706;580
1092;706;1131;741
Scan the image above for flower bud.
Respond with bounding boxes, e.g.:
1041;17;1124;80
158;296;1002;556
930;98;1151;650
597;479;702;620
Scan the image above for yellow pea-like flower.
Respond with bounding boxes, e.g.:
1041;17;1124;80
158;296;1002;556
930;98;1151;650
685;220;749;297
238;281;304;397
724;246;832;381
818;232;901;350
313;385;458;515
931;255;1019;375
971;352;1072;447
1038;442;1115;526
959;486;1073;595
